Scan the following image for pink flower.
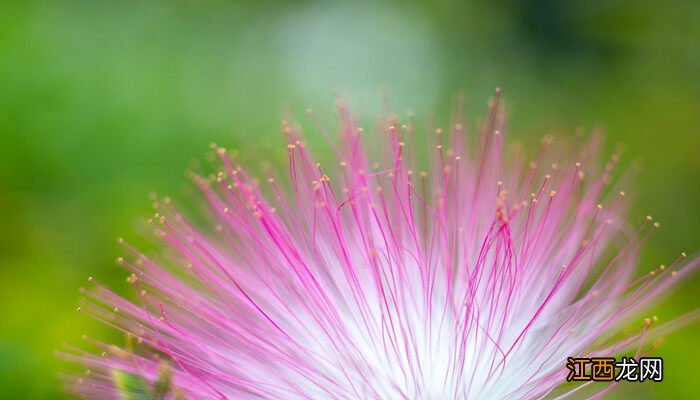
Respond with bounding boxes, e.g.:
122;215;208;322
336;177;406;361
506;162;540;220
62;91;698;399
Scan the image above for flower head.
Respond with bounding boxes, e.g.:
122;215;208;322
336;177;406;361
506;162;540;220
62;92;698;399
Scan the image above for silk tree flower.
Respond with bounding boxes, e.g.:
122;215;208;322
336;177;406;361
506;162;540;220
61;91;698;399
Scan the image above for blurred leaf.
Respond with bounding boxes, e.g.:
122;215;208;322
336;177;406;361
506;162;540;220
111;370;152;400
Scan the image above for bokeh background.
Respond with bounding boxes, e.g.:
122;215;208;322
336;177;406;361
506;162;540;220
1;0;699;398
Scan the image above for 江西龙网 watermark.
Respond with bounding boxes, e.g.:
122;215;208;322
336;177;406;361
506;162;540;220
566;357;663;382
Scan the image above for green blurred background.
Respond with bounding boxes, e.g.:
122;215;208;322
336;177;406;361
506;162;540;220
1;0;698;398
